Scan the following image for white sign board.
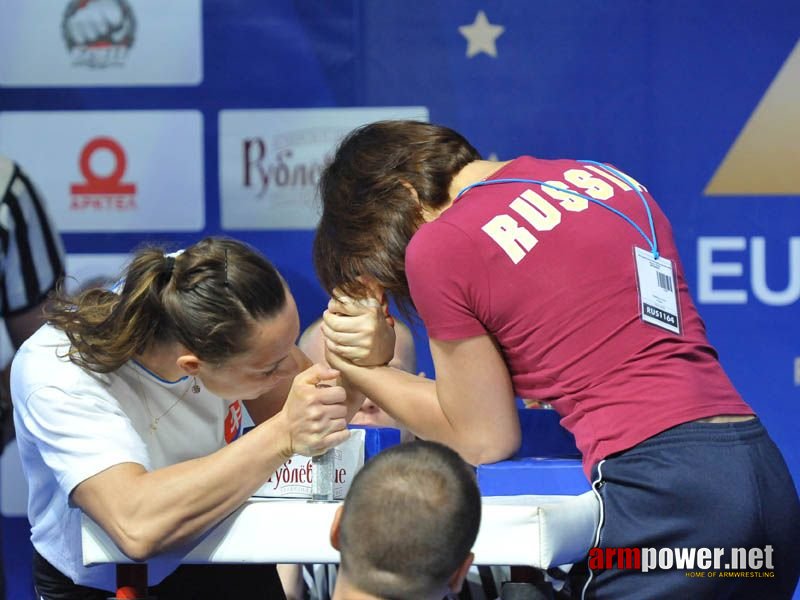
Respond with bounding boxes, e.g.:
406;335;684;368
0;111;205;232
0;0;202;87
219;106;429;230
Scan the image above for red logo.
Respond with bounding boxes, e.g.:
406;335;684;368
224;401;243;444
70;137;137;210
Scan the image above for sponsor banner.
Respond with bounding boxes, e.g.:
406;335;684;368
219;106;429;230
252;429;366;499
705;39;800;196
0;111;204;232
64;253;131;293
696;236;800;306
0;0;202;87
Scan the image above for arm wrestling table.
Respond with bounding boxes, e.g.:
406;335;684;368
81;411;598;597
82;491;599;569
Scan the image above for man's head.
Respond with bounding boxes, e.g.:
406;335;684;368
299;317;416;440
331;440;481;599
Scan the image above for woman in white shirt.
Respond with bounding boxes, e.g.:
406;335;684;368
12;236;384;600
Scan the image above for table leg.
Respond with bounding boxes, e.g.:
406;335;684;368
113;563;149;599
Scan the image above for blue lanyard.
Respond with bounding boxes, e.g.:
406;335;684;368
454;160;660;259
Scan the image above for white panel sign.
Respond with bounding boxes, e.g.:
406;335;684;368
252;430;366;500
0;0;202;87
65;253;132;293
219;106;429;230
0;111;205;232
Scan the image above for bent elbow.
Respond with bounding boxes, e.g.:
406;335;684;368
112;523;161;562
112;540;154;563
119;543;155;564
461;433;521;467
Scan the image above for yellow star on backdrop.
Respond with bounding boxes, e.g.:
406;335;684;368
459;10;505;58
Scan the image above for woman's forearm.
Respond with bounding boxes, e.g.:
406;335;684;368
73;412;295;560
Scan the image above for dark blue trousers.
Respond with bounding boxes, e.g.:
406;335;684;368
583;418;800;600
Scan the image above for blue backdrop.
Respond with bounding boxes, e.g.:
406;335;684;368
1;1;798;598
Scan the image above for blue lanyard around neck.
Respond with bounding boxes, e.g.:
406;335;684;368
454;160;660;259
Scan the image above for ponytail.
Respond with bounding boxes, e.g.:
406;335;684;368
47;237;287;374
47;249;176;373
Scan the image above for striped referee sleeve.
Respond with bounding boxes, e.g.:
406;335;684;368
0;158;65;317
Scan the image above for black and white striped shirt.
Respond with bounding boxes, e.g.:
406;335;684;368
0;156;65;317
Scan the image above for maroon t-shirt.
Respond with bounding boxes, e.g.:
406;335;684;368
406;156;752;477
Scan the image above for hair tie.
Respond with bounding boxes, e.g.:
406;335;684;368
165;255;176;276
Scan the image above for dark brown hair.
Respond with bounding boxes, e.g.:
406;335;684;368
46;237;287;373
314;120;480;316
339;440;481;598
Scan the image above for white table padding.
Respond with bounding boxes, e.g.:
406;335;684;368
478;492;599;567
82;491;599;568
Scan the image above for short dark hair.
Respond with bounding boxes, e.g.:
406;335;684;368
314;120;480;318
338;440;481;598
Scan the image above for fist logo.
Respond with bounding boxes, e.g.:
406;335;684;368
62;0;136;68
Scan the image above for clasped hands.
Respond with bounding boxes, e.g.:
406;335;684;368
279;290;395;459
321;289;396;372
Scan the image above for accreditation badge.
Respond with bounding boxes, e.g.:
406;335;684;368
634;247;681;335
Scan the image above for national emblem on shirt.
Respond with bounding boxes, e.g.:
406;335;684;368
224;400;243;444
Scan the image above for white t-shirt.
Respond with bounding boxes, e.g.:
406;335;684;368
10;324;243;590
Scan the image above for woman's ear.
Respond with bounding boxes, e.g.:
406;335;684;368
402;180;447;222
176;353;201;376
401;180;419;201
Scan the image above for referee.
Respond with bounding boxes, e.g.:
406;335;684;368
0;155;65;599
